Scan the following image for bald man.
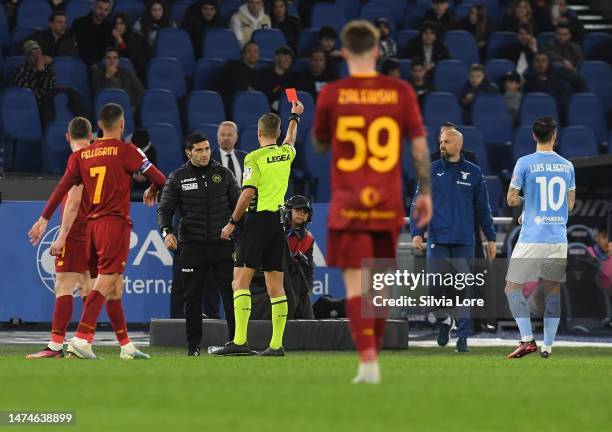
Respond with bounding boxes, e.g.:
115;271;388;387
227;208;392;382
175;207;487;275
410;128;497;353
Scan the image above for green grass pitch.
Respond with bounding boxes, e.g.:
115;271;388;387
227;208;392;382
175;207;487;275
1;345;611;432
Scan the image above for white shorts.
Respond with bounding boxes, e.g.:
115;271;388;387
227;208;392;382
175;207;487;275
505;242;568;284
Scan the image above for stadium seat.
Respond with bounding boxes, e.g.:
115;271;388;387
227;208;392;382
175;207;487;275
140;89;182;137
473;0;501;26
147;123;184;176
52;93;74;123
471;93;513;146
536;32;555;47
189;123;219;148
186;90;225;131
231;91;269;129
11;26;41;54
402;5;428;30
485;59;515;88
65;0;93;27
291;58;310;74
170;0;194;25
154;28;194;77
454;3;474;19
423;92;462;135
373;0;407;27
457;125;492;175
16;0;52;29
193;58;225;90
218;0;241;20
147;57;186;98
359;3;393;29
486;32;516;59
396;30;418;57
2;56;24;81
43;121;71;174
0;87;43;171
433;60;468;97
483;175;503;215
559;126;598;159
237;125;259;153
519;93;559;126
202;28;241;60
256;58;273;70
94;89;135;136
397;59;412;80
337;61;349;78
512;126;536;162
579;61;612;111
251;29;287;59
297;29;320;56
582;32;612;60
53;57;92;109
278;90;315;143
567;93;607;144
112;0;145;22
443;31;480;66
311;3;347;32
304;130;330;202
336;0;361;21
0;5;9;48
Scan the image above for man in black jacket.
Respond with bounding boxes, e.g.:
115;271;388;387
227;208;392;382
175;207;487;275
27;12;78;62
71;0;113;66
157;132;241;356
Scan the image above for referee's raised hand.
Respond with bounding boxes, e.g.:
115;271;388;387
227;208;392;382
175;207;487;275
291;101;304;116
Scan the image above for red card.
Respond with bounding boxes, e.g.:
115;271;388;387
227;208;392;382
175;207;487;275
285;88;298;102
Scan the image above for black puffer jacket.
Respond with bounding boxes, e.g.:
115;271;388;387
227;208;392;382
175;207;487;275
157;160;241;244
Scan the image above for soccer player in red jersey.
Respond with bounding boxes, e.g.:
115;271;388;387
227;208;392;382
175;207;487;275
31;103;166;359
312;21;433;383
26;117;96;358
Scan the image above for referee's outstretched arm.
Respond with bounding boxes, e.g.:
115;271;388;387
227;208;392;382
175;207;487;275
283;101;304;146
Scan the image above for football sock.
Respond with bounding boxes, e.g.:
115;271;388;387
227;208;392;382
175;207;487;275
232;289;251;345
74;290;106;341
543;292;561;347
269;295;288;350
506;291;533;340
50;294;73;346
374;317;387;353
346;297;377;363
106;299;130;346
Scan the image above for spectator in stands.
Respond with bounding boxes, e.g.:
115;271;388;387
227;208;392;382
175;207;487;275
112;13;152;80
92;47;145;106
271;0;302;53
14;40;56;102
316;26;342;76
381;58;401;79
536;0;584;41
182;0;227;58
376;17;397;64
134;0;176;48
49;0;66;13
229;0;271;48
543;24;582;74
72;0;114;66
588;224;612;295
502;71;523;126
501;0;535;33
294;47;337;101
500;23;538;75
460;64;498;121
460;4;490;59
257;45;295;112
403;22;450;75
408;57;434;107
28;12;78;62
216;40;260;111
212;121;247;186
422;0;456;34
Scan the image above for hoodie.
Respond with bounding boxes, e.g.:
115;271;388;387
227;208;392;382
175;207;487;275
230;3;271;47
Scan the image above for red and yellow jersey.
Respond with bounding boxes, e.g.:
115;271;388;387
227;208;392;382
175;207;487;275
59;190;90;242
313;73;426;231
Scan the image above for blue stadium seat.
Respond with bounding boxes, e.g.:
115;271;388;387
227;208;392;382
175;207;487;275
582;32;612;59
423;92;462;134
43;122;71;174
484;175;503;215
119;57;135;74
278;90;315;143
16;0;52;29
202;28;241;60
485;59;515;88
113;0;145;22
2;56;24;81
311;3;347;33
425;126;438;154
512;126;536;162
457;125;491;175
218;0;241;20
579;61;612;111
519;93;558;126
568;93;607;144
66;1;93;27
359;3;393;29
11;26;41;54
473;0;501;26
471;93;513;145
0;5;9;48
396;30;418;57
297;28;320;56
186;90;225;131
455;3;475;19
140;89;182;136
52;93;74;122
402;5;428;30
154;28;194;77
231;91;269;129
443;31;480;66
170;0;194;25
397;59;412;80
487;32;516;59
373;0;407;27
537;32;555;47
291;58;310;74
0;87;43;171
433;60;468;97
193;58;225;90
256;58;273;70
147;123;184;176
336;0;361;21
147;57;186;98
53;57;92;109
304;130;331;202
251;29;287;59
237;125;259;153
337;61;349;78
559;126;598;159
94;89;135;136
189;123;219;148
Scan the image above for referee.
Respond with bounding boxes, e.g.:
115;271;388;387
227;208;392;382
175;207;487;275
214;100;305;356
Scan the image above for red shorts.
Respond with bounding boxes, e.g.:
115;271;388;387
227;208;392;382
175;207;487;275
55;236;95;275
326;229;399;269
87;217;131;275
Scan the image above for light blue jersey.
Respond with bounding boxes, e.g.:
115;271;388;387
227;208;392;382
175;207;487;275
510;151;575;244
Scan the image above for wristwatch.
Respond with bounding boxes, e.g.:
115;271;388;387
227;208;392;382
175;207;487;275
229;216;237;225
161;227;172;239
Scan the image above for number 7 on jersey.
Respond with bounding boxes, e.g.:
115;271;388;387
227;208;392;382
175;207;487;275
90;166;107;204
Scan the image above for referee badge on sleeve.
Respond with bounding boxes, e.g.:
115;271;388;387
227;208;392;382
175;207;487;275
243;167;252;181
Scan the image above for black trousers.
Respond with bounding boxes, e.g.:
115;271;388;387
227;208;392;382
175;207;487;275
171;250;221;319
180;242;235;346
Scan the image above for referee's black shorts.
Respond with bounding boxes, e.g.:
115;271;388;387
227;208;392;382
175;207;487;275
235;211;285;272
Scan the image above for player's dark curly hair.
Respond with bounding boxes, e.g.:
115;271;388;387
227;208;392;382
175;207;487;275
99;103;124;130
532;117;557;143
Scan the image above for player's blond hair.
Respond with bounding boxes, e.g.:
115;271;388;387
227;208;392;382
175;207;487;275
68;117;92;140
258;113;281;139
340;20;380;55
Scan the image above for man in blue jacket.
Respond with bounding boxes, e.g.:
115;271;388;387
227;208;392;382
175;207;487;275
411;127;496;352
